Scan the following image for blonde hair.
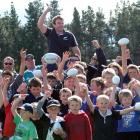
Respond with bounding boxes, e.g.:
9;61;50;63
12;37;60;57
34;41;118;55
68;95;82;106
96;94;110;102
102;68;116;78
118;89;133;101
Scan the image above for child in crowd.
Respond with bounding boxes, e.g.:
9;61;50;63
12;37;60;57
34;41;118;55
11;96;38;140
102;68;116;88
37;94;66;140
24;77;43;103
115;89;140;140
64;95;92;140
90;77;105;105
85;87;136;140
59;88;72;117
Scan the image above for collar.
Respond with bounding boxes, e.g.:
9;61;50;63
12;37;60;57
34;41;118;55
99;109;112;118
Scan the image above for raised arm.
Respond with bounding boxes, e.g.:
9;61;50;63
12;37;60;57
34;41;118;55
57;51;70;81
92;40;107;66
119;106;134;115
1;77;11;107
11;96;25;117
36;94;48;117
120;45;127;75
37;5;52;33
19;48;26;76
84;85;95;113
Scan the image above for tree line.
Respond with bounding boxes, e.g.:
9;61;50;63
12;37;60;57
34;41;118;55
0;0;140;69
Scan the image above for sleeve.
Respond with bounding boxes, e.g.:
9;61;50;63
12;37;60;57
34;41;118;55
36;99;45;118
14;114;21;125
84;114;92;140
29;122;38;139
69;32;78;47
10;74;23;99
112;110;122;120
44;27;53;37
96;48;107;66
95;48;107;76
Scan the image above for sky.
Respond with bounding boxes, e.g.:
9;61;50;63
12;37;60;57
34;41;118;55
0;0;137;25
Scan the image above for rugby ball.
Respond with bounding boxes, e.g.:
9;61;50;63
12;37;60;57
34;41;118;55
67;68;78;77
53;122;62;131
135;102;140;111
33;70;42;78
118;38;129;45
112;75;120;85
42;53;60;64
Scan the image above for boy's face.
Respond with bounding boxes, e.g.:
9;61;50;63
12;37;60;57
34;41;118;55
29;86;41;97
121;96;132;107
69;100;81;114
47;78;56;87
60;92;71;105
47;106;60;117
20;109;32;119
97;99;109;112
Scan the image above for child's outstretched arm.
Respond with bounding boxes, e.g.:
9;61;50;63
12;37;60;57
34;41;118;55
119;106;135;115
36;94;48;117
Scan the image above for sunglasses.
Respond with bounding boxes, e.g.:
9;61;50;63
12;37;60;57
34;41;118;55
4;63;13;65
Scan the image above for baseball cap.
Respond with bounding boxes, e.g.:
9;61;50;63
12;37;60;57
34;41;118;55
25;54;34;60
46;99;60;108
18;103;33;114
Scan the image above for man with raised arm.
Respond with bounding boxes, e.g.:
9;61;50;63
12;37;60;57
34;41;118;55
37;5;81;59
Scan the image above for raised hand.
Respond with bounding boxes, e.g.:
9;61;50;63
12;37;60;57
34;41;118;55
20;48;27;60
62;51;70;62
91;40;101;48
46;3;52;12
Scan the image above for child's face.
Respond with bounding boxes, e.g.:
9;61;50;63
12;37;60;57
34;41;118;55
47;78;56;87
47;106;60;117
97;99;109;112
20;109;32;119
69;100;81;114
29;86;41;97
121;96;132;107
60;92;71;105
64;77;75;90
104;74;113;87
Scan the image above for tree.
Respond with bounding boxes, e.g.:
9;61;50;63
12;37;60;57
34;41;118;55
71;7;82;47
24;0;46;64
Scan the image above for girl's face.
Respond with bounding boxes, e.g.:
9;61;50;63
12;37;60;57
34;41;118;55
69;100;81;114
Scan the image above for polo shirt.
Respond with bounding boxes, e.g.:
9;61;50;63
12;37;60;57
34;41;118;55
44;28;78;58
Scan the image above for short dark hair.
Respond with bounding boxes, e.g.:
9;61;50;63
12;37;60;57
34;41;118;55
91;77;105;90
52;15;63;24
28;77;42;88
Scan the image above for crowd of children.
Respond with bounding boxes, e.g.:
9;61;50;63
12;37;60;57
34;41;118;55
0;39;140;140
